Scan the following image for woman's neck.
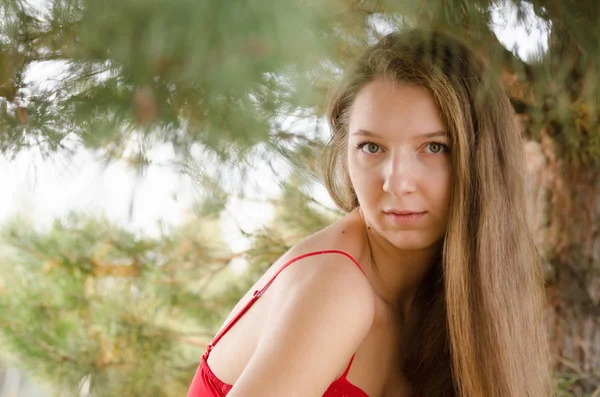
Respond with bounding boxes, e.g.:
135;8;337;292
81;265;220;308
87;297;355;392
357;208;441;319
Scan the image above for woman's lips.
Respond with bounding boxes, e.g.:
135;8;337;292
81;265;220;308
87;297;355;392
384;211;427;225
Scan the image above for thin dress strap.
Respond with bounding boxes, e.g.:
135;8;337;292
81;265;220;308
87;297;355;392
203;250;365;359
340;353;356;380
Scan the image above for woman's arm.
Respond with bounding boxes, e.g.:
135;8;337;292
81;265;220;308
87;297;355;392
228;259;375;397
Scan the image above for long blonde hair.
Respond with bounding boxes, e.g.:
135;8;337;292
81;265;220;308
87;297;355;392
323;30;552;397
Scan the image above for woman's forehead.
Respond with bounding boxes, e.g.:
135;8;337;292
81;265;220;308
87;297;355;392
348;79;446;138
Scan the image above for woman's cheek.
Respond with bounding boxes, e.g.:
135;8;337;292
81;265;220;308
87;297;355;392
355;154;382;171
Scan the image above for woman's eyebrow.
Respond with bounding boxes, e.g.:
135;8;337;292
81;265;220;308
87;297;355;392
351;129;381;138
351;129;448;138
420;131;448;139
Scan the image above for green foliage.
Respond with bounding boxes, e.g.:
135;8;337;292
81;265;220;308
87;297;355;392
0;211;243;396
0;0;371;162
553;371;600;397
1;0;598;172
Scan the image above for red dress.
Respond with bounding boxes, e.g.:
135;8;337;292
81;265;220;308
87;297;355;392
186;250;370;397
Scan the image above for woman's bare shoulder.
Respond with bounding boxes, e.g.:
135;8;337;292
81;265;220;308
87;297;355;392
273;213;370;295
266;211;375;333
229;234;375;397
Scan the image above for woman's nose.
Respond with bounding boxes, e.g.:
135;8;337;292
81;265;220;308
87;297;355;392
382;150;418;196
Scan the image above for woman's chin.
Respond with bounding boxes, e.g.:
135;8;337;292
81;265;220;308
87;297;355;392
381;229;443;252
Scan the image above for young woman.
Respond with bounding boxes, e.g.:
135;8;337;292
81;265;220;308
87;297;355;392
187;30;552;397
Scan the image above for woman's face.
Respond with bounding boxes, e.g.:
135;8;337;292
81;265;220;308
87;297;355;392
347;78;452;250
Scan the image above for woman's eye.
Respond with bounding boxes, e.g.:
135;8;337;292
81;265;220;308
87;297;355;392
360;142;381;154
425;142;448;154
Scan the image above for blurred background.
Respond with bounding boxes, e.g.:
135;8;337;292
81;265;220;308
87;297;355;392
0;0;598;395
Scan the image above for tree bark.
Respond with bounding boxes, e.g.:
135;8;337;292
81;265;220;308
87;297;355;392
527;134;600;394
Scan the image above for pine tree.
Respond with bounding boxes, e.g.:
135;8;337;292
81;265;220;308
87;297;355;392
0;210;248;396
1;0;599;395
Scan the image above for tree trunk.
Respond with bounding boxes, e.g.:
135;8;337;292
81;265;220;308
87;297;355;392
527;134;600;394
